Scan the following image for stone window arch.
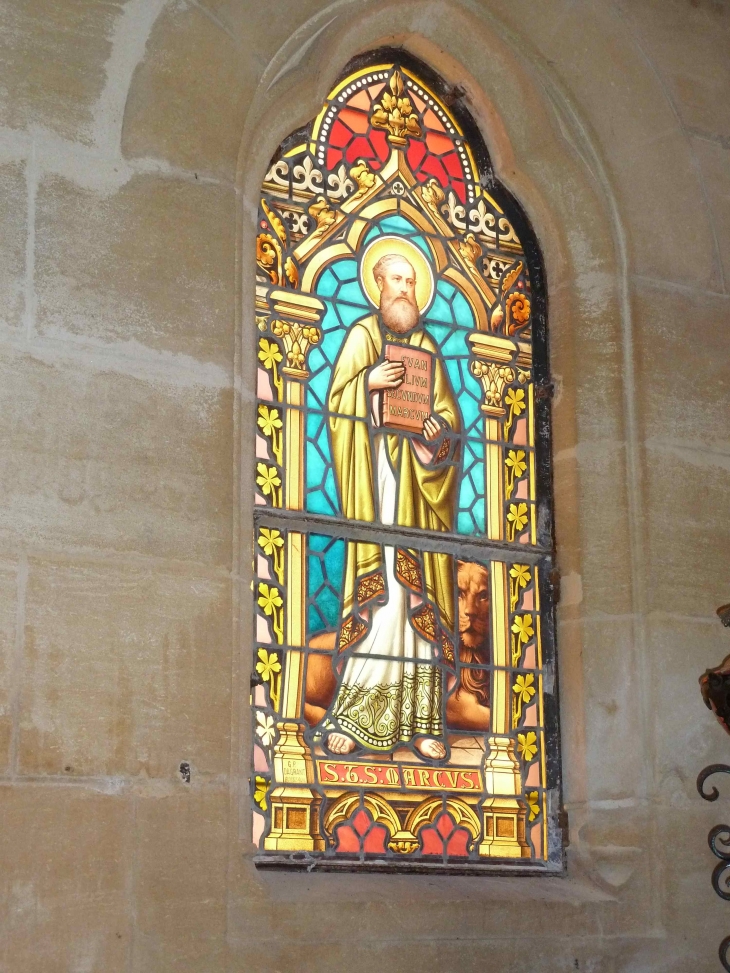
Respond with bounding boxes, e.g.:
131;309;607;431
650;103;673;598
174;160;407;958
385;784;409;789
251;49;560;873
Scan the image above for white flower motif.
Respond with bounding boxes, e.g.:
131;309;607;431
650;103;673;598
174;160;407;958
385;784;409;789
256;711;276;746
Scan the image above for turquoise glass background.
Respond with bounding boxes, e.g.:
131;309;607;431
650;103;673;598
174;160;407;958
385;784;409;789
305;214;486;553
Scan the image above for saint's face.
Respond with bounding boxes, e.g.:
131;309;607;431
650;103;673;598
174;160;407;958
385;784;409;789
377;257;420;333
377;258;418;308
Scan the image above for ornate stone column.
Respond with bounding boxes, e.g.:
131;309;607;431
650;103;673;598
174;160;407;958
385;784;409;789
469;332;516;542
263;289;326;852
469;331;530;858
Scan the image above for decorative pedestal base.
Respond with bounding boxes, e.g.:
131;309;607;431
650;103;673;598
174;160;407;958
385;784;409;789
265;785;324;852
479;734;530;858
264;720;324;852
479;798;529;858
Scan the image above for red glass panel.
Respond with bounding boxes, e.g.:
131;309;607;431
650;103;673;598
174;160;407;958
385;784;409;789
339;107;370;135
345;134;377;162
362;823;388;854
348;89;371;111
445;828;470;857
406;140;427;173
333;808;388;855
423;107;446;132
451;179;466;203
352;808;371;836
344;130;389;169
420;825;443;856
419;813;470;858
419;153;449;186
326;147;343;170
330;118;353;148
442;151;464;180
370;129;390;165
425;130;454;156
436;813;454;839
334;823;361;853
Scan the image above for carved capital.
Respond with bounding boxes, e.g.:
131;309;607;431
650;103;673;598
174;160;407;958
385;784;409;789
471;360;515;416
469;333;518;417
271;320;321;376
268;290;325;379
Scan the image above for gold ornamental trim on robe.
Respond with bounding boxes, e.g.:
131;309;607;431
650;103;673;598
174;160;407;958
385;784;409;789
435;437;451;464
356;570;386;605
441;631;455;666
411;603;437;641
338;615;368;651
395;548;423;592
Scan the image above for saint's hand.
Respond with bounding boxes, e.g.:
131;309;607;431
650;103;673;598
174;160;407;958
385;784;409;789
368;360;405;391
422;415;443;442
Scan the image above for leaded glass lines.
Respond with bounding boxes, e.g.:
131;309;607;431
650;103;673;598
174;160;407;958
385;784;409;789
251;52;561;873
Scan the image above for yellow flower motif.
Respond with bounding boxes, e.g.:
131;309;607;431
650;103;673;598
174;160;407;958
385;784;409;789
505;449;527;480
510;564;531;587
258;527;283;557
256;648;281;683
517;731;538;762
256;462;281;497
257;404;282;438
509;563;531;613
258;528;284;584
527;791;540;822
255;711;276;746
507;502;528;533
505;387;526;415
253;775;269;811
513;673;536;706
257;582;283;617
512;614;535;644
258;338;282;370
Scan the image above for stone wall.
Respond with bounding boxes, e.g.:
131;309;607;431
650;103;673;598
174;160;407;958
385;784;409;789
0;1;728;970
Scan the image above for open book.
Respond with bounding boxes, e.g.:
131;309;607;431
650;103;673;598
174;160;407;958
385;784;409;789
382;344;433;433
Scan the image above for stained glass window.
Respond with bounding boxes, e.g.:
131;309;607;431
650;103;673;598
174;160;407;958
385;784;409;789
252;51;561;872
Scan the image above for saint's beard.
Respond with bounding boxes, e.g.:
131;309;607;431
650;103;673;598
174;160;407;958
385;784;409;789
380;293;420;334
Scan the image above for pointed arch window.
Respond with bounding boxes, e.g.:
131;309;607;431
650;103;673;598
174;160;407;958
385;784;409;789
251;51;561;872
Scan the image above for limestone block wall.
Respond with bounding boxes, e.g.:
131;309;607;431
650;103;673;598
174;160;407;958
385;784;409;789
0;1;728;970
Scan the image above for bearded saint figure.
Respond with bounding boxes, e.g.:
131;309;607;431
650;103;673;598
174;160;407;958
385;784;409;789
320;248;461;760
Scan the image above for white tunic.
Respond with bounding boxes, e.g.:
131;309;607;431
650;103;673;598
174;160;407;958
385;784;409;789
329;433;443;751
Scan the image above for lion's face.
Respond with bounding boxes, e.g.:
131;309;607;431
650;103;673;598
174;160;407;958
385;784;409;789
457;561;490;650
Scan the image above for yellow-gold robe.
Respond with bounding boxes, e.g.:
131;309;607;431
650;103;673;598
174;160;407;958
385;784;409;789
325;314;460;749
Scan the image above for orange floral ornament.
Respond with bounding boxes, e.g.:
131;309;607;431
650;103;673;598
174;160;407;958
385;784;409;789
506;292;531;334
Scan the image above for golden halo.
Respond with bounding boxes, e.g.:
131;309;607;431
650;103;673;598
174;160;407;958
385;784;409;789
360;236;435;313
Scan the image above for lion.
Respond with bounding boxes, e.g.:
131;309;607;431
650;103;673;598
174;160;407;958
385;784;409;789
303;631;338;727
303;560;492;732
445;560;491;731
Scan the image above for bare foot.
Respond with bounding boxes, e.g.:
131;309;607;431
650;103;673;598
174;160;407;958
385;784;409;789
415;737;446;760
327;731;357;755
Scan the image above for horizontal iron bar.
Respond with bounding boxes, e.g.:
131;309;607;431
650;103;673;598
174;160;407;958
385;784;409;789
254;508;552;563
